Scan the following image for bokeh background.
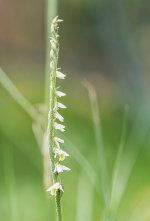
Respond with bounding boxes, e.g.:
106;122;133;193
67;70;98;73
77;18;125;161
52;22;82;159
0;0;150;220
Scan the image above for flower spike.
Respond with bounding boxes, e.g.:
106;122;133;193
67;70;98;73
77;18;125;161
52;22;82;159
47;16;70;221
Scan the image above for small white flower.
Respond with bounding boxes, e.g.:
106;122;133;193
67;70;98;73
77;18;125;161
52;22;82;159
54;102;66;111
54;163;71;173
54;123;65;132
58;19;63;23
47;182;64;196
54;137;64;148
54;140;60;148
56;71;66;79
52;16;58;23
55;112;64;122
54;148;69;161
56;90;66;97
55;137;64;144
56;102;66;110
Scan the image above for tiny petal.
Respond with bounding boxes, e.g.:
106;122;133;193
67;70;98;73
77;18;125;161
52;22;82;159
57;102;66;109
54;164;71;173
55;137;64;144
54;123;65;132
54;148;69;161
55;112;64;122
54;137;64;148
52;16;58;24
47;182;64;196
56;90;66;97
58;19;63;23
56;71;66;79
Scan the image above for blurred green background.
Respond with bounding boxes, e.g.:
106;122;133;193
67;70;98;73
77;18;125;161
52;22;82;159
0;0;150;220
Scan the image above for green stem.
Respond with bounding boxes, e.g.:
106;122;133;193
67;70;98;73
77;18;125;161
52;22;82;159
55;190;63;221
45;1;62;220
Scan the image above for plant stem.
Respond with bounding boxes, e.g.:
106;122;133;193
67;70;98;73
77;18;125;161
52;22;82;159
55;190;63;221
44;1;62;220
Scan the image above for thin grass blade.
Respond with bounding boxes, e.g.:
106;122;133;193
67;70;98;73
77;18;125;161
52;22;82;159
82;79;109;205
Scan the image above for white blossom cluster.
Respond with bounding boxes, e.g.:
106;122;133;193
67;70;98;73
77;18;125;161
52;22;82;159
47;17;70;196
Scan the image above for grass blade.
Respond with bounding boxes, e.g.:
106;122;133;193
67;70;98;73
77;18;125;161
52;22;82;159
0;68;39;121
2;145;19;221
76;172;94;221
109;106;129;218
82;80;109;205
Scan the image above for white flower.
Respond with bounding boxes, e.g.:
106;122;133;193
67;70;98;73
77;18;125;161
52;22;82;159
54;140;60;148
55;112;64;122
54;163;71;173
54;137;64;148
56;71;66;79
54;123;65;132
46;182;64;196
58;19;63;23
54;102;66;112
52;16;58;23
57;102;66;109
56;90;66;97
55;137;64;144
54;148;69;161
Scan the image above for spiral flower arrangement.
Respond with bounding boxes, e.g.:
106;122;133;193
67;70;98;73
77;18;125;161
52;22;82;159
47;17;70;221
